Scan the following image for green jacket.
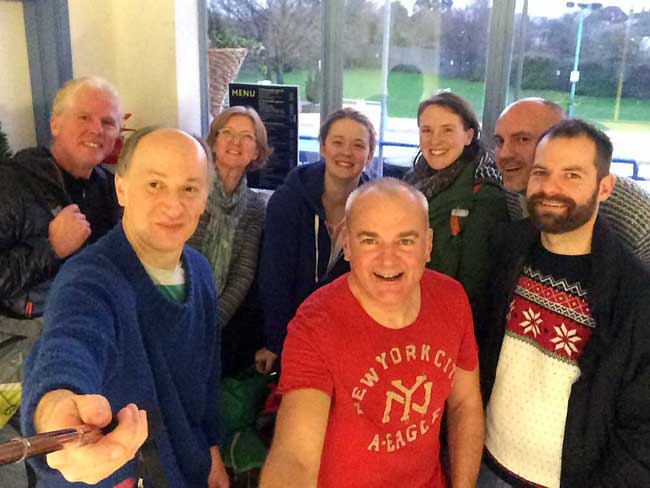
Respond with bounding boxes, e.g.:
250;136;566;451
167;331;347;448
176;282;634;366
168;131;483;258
426;161;508;309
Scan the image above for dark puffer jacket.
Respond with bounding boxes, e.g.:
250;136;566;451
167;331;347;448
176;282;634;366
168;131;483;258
0;147;119;316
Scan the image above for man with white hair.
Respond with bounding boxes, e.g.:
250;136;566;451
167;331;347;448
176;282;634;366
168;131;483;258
0;76;122;324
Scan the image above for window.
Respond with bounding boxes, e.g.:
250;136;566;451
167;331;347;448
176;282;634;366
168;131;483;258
510;0;650;190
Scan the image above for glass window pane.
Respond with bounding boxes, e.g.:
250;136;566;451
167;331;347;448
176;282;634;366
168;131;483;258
342;0;493;173
207;0;322;170
510;0;650;188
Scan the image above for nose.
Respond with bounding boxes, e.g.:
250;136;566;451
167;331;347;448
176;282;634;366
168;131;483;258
88;116;103;134
497;139;513;160
161;191;184;218
378;243;398;265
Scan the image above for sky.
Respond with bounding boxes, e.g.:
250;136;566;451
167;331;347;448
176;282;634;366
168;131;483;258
386;0;650;17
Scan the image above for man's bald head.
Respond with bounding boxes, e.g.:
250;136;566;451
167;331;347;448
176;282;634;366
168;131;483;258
494;98;565;194
345;178;429;230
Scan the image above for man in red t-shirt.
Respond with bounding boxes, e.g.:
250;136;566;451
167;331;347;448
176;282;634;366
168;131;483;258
260;178;484;488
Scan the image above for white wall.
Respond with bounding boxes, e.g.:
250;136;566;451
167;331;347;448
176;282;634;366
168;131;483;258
0;0;36;152
68;0;202;133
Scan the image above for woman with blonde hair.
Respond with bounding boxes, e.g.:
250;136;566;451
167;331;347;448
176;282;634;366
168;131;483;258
189;105;272;330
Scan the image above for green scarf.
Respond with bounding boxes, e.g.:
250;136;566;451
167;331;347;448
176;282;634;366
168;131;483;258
201;174;249;296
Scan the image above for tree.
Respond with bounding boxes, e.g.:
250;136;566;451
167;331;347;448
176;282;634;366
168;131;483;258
413;0;452;12
211;0;320;83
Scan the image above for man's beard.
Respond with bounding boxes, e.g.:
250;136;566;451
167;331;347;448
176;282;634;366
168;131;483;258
527;189;598;234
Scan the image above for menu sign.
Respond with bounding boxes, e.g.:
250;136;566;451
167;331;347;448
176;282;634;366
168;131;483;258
228;83;299;189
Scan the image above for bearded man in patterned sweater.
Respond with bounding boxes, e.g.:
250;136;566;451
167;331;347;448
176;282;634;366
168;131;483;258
478;119;650;487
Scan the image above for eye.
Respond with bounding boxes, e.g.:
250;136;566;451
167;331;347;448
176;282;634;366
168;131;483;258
530;168;546;177
493;137;503;148
148;181;160;189
102;118;117;129
360;238;376;245
184;185;199;194
78;114;90;121
219;128;234;139
566;172;581;179
399;238;414;246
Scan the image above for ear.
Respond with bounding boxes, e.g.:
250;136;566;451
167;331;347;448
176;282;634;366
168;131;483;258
597;174;615;203
366;146;374;164
425;228;433;263
320;143;326;160
464;128;475;147
114;173;127;208
50;115;61;139
342;223;351;262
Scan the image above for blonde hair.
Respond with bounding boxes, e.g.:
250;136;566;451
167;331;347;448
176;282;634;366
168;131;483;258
207;106;273;171
51;76;121;118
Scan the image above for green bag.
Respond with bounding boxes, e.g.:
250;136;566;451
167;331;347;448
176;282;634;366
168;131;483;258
219;367;273;473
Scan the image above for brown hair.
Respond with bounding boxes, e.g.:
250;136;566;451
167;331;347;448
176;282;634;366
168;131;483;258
319;107;376;155
539;119;612;180
207;106;273;171
417;91;481;160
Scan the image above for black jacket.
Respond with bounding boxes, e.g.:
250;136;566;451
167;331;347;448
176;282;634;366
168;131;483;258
0;147;119;316
479;217;650;487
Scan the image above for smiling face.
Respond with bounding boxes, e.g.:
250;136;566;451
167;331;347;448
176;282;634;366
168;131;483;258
526;135;613;235
116;130;210;268
50;85;121;178
213;114;259;177
343;186;433;318
321;118;373;181
418;105;474;170
494;100;564;194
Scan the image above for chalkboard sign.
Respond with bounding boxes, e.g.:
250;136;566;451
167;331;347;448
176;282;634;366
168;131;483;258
229;83;299;190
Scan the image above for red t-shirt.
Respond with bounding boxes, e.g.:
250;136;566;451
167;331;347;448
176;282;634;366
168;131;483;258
279;270;478;488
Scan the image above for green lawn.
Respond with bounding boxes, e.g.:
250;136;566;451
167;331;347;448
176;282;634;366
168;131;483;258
236;68;650;131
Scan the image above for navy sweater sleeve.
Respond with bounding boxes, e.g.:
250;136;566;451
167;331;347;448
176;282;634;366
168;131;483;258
258;186;302;354
20;256;125;486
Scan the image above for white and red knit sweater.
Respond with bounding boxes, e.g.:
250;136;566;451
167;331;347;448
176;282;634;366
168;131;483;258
485;252;594;488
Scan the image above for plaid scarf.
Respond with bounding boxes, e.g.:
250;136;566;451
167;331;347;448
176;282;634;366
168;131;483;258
405;153;468;200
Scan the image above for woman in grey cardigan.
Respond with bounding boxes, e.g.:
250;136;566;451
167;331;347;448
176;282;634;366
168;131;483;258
189;106;272;327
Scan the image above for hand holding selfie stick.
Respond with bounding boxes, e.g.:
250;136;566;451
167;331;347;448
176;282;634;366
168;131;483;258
0;419;117;466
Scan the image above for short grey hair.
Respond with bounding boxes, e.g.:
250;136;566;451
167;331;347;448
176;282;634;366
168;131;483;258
51;76;122;118
116;127;215;187
345;177;429;226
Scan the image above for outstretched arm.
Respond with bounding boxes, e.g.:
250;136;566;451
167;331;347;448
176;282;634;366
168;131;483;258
446;366;484;488
260;389;331;488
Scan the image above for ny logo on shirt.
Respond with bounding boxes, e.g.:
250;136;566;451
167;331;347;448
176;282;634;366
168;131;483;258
382;375;433;423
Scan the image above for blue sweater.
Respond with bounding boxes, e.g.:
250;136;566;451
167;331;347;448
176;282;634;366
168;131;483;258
21;224;221;487
258;161;368;354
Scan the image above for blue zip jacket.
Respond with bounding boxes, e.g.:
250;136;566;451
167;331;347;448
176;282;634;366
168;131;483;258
258;161;369;354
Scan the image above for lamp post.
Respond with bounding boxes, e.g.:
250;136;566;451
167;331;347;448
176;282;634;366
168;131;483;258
566;2;601;117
